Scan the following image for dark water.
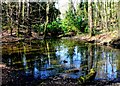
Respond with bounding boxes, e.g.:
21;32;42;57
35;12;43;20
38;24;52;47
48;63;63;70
2;39;120;85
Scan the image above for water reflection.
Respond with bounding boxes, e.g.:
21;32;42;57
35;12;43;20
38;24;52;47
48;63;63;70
96;51;117;80
23;54;27;66
34;59;39;79
2;39;120;81
56;45;81;69
56;45;70;68
22;54;30;75
73;46;81;68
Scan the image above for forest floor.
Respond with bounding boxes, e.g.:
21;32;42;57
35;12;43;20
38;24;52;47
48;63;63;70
1;29;41;43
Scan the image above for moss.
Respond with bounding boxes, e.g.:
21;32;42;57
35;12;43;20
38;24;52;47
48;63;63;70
78;68;96;84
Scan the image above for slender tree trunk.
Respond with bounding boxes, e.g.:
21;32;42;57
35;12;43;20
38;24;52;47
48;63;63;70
43;1;49;39
18;0;21;37
6;2;9;25
83;0;87;19
38;3;41;36
98;1;103;30
105;1;108;31
22;0;25;26
94;1;98;30
88;0;93;37
15;2;18;37
101;1;104;30
0;0;2;42
9;3;13;36
27;0;32;36
117;1;120;37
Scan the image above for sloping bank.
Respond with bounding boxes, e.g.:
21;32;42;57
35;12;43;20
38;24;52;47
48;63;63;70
71;30;120;49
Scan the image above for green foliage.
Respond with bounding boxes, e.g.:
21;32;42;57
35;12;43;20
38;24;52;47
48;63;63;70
32;9;88;36
32;24;44;32
32;18;63;36
84;26;89;33
60;11;88;34
32;11;89;36
74;16;83;31
60;19;70;33
47;19;63;33
47;20;60;32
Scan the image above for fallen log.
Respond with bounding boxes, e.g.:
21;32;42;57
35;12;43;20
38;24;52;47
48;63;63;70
65;69;79;73
78;68;96;84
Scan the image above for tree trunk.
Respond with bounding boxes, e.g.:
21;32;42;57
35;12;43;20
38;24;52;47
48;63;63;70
27;0;32;36
15;2;18;37
6;2;9;25
105;1;108;31
38;2;41;36
18;0;21;37
88;0;93;37
9;3;13;36
83;0;87;19
43;1;49;39
117;1;120;37
22;0;25;26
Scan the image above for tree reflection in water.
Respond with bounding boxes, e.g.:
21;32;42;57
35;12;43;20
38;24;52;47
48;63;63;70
2;39;120;82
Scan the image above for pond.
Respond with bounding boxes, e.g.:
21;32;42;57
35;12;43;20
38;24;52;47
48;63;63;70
2;39;120;85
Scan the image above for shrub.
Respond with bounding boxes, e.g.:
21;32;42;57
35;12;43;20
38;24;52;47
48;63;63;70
32;24;44;32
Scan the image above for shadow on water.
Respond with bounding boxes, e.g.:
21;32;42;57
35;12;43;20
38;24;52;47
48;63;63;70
2;39;120;85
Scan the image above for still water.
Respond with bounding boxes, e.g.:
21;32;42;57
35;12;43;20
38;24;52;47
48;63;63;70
2;39;120;84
